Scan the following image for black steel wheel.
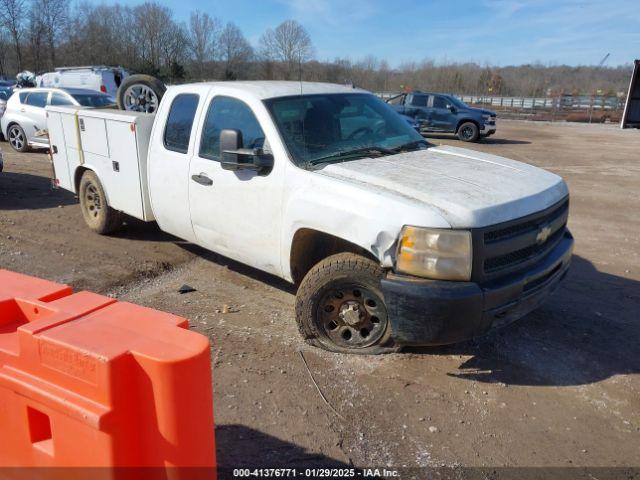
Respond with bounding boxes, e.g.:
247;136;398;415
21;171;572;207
457;121;479;142
317;284;388;348
296;252;397;354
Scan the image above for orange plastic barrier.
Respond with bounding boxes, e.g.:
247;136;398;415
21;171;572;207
0;269;215;478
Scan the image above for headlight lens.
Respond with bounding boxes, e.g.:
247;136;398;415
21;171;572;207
396;226;472;281
482;114;492;121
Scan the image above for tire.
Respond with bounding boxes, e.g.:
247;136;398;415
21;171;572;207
116;74;166;113
295;252;398;354
78;170;122;234
7;124;29;152
457;121;479;142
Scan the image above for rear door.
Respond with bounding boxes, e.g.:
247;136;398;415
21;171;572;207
407;94;432;127
21;91;50;142
147;90;204;243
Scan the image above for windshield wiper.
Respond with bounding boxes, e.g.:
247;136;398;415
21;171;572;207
392;139;430;152
309;145;395;166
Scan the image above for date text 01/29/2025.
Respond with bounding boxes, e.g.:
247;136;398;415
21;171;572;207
232;468;400;478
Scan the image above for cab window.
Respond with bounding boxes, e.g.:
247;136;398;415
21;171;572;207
25;92;49;108
50;93;74;106
433;96;448;109
164;94;199;154
199;96;265;161
410;95;428;107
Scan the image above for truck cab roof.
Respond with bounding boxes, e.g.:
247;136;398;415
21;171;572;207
168;81;367;100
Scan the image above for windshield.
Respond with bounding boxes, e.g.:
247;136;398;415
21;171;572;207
447;96;468;109
0;87;12;101
71;94;115;108
264;93;426;166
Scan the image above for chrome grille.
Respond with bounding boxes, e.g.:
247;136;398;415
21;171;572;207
484;227;565;273
471;197;569;283
484;200;569;244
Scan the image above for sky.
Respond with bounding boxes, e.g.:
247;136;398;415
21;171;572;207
87;0;639;67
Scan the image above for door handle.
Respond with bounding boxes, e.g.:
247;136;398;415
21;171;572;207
191;173;213;186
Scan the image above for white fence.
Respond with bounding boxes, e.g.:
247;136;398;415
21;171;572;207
376;92;624;111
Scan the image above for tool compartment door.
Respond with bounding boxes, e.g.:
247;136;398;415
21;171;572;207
99;118;145;220
46;110;73;191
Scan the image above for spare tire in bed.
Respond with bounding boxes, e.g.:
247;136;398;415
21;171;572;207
116;74;166;113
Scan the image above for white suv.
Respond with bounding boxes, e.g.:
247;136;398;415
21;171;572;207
1;87;114;152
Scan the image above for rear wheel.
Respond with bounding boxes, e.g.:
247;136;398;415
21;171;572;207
295;253;397;354
8;124;29;152
457;122;479;142
79;170;122;234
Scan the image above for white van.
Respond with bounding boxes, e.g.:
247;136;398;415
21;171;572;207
37;66;127;98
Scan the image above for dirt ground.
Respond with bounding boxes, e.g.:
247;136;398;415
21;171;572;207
1;120;639;475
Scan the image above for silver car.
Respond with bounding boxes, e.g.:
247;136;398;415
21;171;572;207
1;87;115;152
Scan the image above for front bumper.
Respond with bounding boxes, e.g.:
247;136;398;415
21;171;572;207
381;231;573;346
480;122;496;135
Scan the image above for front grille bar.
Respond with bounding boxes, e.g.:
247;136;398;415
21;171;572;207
471;197;570;284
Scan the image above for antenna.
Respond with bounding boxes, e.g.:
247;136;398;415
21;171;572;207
598;53;610;68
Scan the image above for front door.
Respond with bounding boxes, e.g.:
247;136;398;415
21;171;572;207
188;94;284;276
430;95;455;132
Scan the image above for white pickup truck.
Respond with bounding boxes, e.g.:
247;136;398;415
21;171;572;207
46;81;573;354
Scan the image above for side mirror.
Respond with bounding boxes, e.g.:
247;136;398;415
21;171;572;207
220;129;273;175
448;105;457;113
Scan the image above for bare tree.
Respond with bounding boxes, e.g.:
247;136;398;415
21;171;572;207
0;0;632;95
0;0;26;70
219;22;252;80
32;0;67;69
0;32;9;75
259;19;313;80
25;2;47;72
188;10;220;78
160;21;188;81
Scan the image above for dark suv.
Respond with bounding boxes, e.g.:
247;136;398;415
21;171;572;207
388;91;497;142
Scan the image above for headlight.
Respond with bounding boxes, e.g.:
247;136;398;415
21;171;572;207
396;226;472;281
482;114;492;121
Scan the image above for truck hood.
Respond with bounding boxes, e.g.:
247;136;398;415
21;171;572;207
464;106;496;116
317;145;568;228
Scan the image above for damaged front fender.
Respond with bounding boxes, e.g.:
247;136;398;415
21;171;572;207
280;170;451;282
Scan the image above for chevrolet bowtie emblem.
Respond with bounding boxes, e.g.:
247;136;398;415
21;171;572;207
536;225;552;244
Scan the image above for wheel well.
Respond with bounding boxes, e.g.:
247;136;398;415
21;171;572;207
74;166;90;193
5;121;18;135
289;229;379;285
455;119;479;133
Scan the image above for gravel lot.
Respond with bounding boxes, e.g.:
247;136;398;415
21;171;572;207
1;120;638;474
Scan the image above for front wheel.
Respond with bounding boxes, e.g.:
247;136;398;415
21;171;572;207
79;170;122;234
295;253;397;354
8;124;29;152
457;122;479;142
